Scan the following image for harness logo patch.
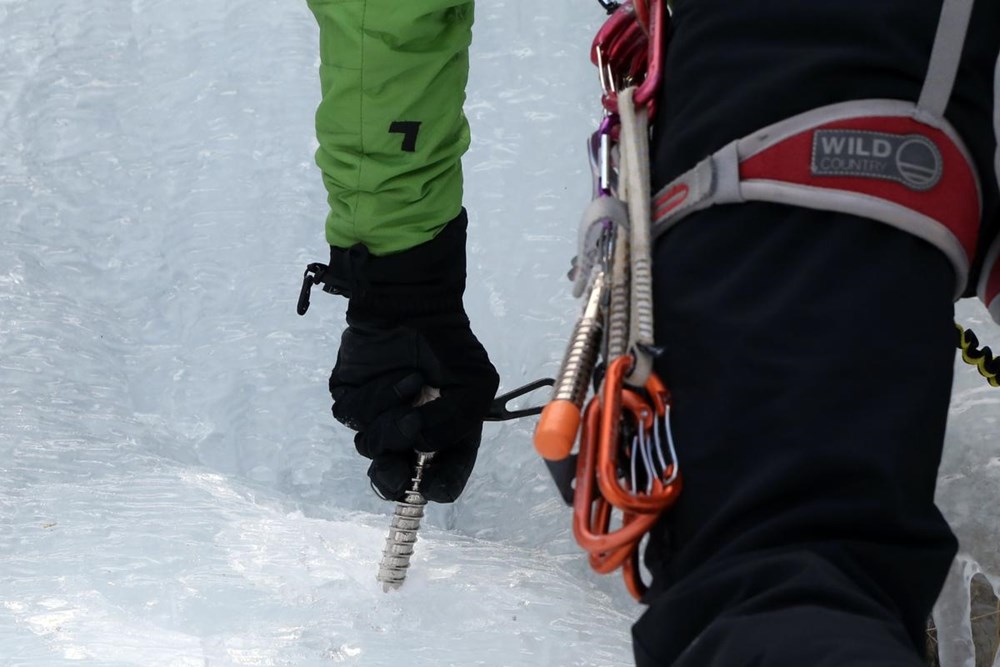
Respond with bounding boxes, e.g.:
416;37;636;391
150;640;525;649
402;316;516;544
811;130;942;191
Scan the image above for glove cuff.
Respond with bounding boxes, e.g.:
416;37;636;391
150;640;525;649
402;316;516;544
331;210;469;320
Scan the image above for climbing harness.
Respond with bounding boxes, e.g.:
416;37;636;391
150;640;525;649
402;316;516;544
535;0;676;600
538;0;998;600
646;0;998;388
650;0;985;302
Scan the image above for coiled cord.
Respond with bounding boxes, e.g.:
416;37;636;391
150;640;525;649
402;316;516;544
956;323;1000;387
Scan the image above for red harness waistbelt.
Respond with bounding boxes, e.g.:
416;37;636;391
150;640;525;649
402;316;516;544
651;99;984;302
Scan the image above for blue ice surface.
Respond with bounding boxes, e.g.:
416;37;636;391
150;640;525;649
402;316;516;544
0;0;995;665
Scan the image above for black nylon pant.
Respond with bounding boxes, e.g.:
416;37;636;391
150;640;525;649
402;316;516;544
635;205;957;666
632;0;999;664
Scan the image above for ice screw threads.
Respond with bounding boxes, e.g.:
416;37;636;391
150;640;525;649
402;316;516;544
376;451;434;592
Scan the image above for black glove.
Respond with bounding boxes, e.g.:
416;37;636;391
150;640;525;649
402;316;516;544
316;210;499;503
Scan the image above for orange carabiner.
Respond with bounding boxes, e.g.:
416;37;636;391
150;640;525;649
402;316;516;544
570;356;682;599
573;401;661;549
621;543;648;600
597;356;681;513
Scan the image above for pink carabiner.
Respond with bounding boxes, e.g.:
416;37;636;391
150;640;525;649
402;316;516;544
590;0;667;116
591;2;638;67
633;0;665;112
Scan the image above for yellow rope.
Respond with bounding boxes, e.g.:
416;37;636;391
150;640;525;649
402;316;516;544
956;323;1000;388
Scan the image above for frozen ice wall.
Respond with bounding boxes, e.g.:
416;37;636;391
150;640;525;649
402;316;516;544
0;0;637;664
0;0;996;664
934;300;1000;667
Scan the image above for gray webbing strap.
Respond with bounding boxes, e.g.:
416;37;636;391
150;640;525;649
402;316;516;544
572;196;628;298
918;0;976;116
617;88;655;385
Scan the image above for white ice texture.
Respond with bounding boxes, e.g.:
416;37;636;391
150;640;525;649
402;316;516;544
0;0;995;665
